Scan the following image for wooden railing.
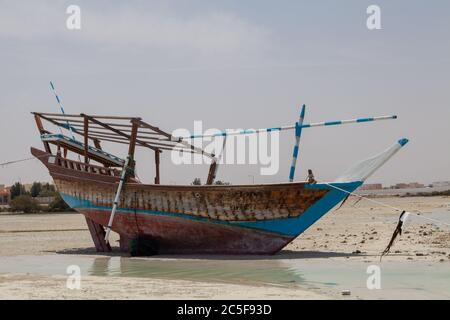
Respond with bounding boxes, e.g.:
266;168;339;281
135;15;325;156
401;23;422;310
55;155;121;177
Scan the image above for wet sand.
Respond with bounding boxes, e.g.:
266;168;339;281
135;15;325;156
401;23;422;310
0;196;449;299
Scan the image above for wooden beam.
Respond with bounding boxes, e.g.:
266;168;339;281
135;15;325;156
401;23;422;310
84;216;111;252
135;118;216;159
44;139;123;167
93;139;102;150
86;130;174;141
67;121;163;134
128;123;139;159
34;114;51;153
32;112;80;118
154;149;161;184
33;112;135;120
206;136;226;185
38;114;95;143
132;118;171;139
83;115;89;164
93;139;109;167
82;114;159;152
206;161;217;185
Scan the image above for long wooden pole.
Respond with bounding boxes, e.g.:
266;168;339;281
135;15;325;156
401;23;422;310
206;136;227;185
104;156;131;243
34;114;51;153
154;150;161;184
83;115;89;164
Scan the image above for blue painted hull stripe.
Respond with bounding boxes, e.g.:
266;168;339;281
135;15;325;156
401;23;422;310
60;181;362;237
234;181;362;236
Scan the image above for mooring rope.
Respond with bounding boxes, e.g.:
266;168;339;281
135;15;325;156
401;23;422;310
323;182;450;228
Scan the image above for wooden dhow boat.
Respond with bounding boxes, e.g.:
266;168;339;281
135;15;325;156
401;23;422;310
31;104;407;255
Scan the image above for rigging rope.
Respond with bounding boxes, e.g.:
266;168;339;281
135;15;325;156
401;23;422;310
323;182;450;228
2;153;449;229
0;152;56;168
324;182;450;259
0;157;35;167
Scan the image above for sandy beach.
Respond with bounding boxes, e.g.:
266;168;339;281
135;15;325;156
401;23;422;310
0;195;449;299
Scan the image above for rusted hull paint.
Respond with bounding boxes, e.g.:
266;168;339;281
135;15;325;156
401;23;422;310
80;209;293;254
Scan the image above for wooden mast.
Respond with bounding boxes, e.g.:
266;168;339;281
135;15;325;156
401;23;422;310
83;115;89;164
206;162;217;185
127;121;139;177
34;114;51;153
206;136;227;185
154;149;161;184
35;112;68;158
94;139;102;150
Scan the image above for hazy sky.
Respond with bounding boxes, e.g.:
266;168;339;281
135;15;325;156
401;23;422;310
0;0;449;186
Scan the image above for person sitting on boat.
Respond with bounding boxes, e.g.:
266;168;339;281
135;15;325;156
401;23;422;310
307;169;317;184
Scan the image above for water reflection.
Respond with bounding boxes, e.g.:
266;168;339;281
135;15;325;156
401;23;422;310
0;255;449;299
88;257;306;287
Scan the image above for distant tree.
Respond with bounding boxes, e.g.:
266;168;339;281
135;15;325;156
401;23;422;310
191;178;202;185
39;183;57;197
214;180;231;185
30;182;42;198
47;194;73;212
9;195;40;213
10;182;27;200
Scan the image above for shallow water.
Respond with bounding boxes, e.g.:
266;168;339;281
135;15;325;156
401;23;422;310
1;207;449;299
0;254;449;299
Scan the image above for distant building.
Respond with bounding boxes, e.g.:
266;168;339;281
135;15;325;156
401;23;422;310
392;182;425;189
360;183;383;190
0;185;11;205
432;181;450;188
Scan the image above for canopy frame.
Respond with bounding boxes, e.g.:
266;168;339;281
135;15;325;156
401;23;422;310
32;112;216;184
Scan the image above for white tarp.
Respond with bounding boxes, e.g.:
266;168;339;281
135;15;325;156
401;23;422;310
334;138;409;183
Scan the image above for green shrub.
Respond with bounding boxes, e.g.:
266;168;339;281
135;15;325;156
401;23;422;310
9;195;40;213
47;194;73;212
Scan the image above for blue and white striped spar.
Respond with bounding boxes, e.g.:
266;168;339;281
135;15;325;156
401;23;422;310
175;113;397;183
289;104;306;182
179;115;398;140
49;81;77;141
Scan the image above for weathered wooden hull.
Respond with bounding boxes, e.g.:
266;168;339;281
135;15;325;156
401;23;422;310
32;148;362;254
81;209;292;254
